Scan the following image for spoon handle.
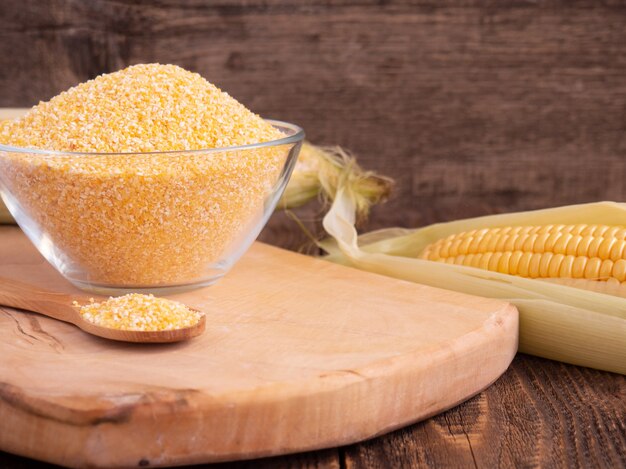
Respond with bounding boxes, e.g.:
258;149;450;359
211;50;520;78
0;276;82;325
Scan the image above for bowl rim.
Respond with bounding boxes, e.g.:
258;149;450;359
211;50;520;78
0;119;305;156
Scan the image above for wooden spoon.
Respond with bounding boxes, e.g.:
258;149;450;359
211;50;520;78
0;277;206;343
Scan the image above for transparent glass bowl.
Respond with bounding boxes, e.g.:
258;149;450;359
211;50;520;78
0;120;304;294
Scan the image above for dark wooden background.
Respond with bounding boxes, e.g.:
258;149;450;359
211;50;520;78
2;0;626;232
0;1;625;468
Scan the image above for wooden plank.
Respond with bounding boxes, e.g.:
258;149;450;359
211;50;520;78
0;227;517;467
0;1;624;229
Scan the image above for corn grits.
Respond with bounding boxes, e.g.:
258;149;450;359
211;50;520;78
76;294;203;331
0;64;286;286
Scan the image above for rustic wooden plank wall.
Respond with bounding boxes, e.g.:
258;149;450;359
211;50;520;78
1;0;625;238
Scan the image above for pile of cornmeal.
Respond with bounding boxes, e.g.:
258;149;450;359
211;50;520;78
0;64;287;286
77;294;203;331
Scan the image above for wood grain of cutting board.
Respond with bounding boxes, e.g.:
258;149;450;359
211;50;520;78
0;227;518;468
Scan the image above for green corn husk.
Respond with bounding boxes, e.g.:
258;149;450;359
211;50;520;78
321;187;626;374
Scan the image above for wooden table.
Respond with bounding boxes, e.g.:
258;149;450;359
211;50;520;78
1;354;623;468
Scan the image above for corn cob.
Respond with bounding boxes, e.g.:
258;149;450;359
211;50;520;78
420;224;626;283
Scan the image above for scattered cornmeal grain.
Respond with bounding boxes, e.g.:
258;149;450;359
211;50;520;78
76;294;203;331
0;64;288;286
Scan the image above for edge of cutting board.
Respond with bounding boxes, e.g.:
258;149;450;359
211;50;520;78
0;227;518;468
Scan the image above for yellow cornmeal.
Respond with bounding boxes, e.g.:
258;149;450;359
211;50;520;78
76;294;203;331
0;64;283;152
0;64;287;286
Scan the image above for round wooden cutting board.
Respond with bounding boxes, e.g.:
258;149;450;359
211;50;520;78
0;227;518;468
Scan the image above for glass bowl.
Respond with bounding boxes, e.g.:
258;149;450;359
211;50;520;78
0;120;304;294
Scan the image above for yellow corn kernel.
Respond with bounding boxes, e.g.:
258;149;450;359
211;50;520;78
458;236;473;256
509;251;524;275
468;235;484;254
588;236;604;258
592;225;610;237
429;244;442;260
554;233;573;255
521;233;538;252
477;232;495;252
584;257;602;279
609;239;626;261
539;252;553;277
572;256;588;278
498;252;513;274
537;224;555;234
517;252;533;277
569;224;587;236
478;252;493;270
534;232;550;253
488;252;502;271
566;235;583;256
544;231;563;252
503;234;517;252
559;255;575;278
598;237;617;259
528;253;542;279
576;235;594;256
548;253;565;277
438;239;451;258
448;238;463;257
615;228;626;239
612;259;626;282
599;259;614;279
519;226;535;236
605;226;622;239
487;232;502;252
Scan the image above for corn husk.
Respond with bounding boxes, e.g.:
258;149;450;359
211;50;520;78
539;278;626;298
322;187;626;374
279;142;392;217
